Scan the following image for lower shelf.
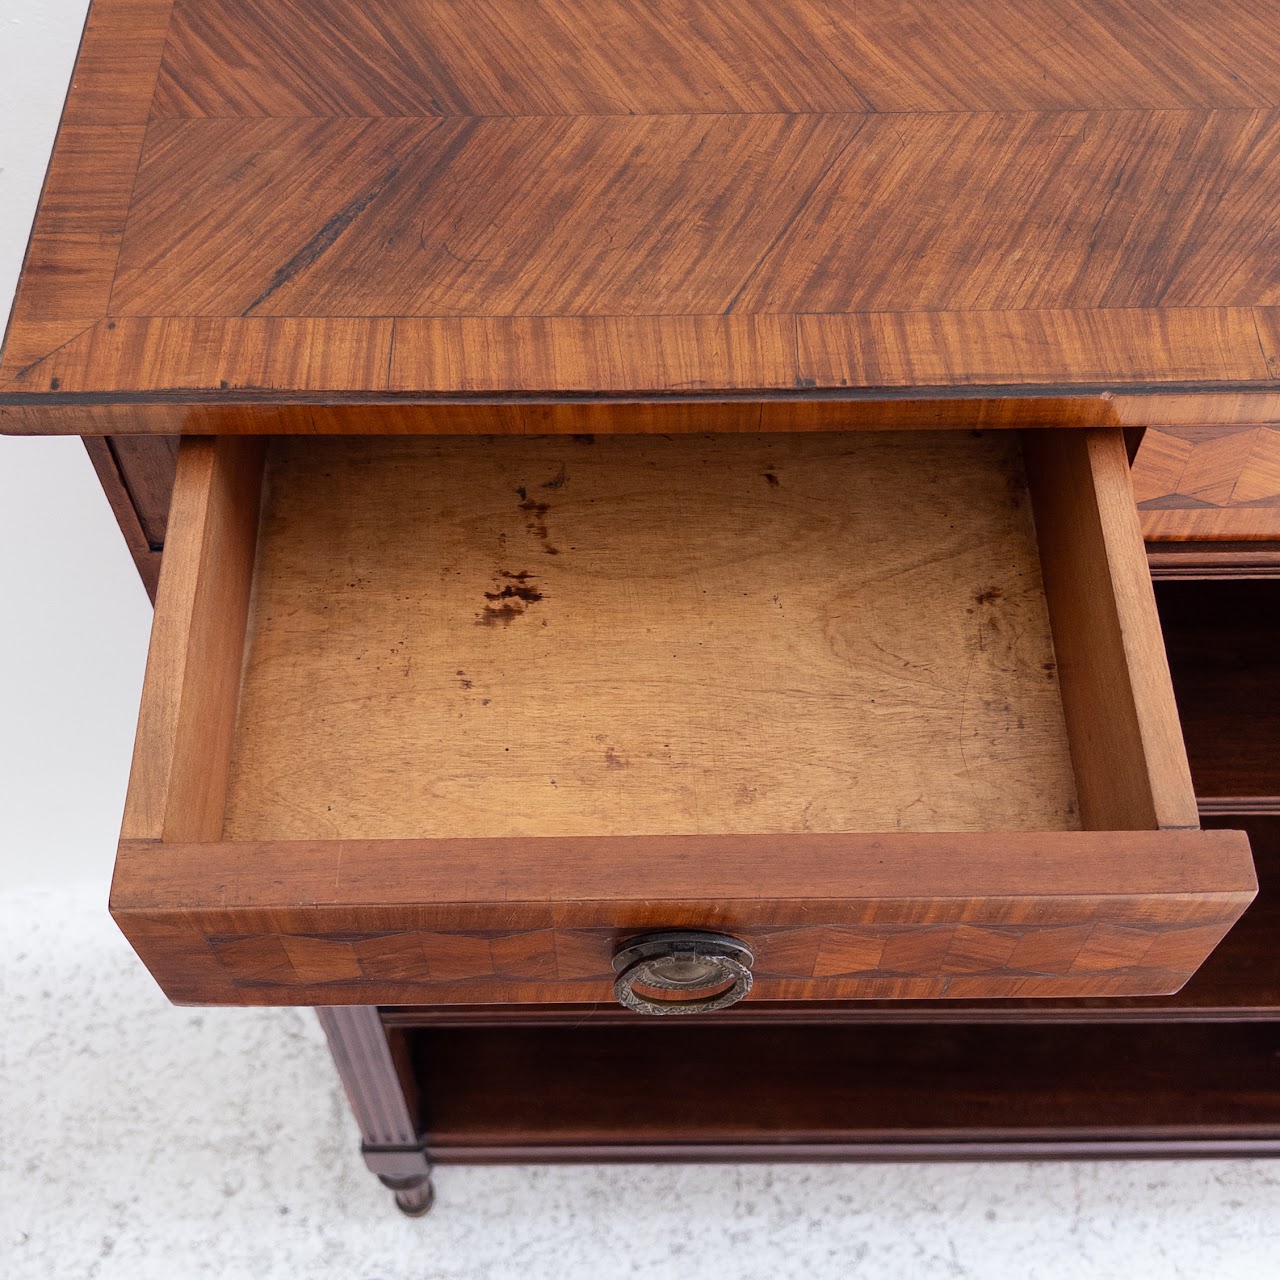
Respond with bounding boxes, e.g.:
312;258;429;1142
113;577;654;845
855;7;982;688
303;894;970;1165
402;1021;1280;1161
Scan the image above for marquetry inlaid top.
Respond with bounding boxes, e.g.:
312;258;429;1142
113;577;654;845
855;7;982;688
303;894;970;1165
3;0;1280;425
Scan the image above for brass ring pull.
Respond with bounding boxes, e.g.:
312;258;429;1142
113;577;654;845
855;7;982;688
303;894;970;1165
611;930;754;1016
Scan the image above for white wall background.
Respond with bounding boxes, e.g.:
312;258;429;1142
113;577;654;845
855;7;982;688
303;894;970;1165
0;0;152;892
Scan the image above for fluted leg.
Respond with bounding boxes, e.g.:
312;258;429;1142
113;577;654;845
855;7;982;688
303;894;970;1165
317;1005;434;1216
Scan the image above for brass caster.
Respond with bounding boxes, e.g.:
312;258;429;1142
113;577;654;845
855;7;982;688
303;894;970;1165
393;1177;435;1217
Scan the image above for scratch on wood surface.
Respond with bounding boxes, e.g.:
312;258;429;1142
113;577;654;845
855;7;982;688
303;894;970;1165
241;163;406;315
955;649;983;811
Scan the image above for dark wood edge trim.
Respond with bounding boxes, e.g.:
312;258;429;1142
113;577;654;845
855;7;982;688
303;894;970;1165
5;387;1280;428
3;382;1280;406
423;1138;1280;1163
1147;542;1280;579
1198;797;1280;817
377;1004;1280;1027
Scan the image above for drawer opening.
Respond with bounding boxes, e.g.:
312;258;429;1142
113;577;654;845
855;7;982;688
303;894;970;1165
180;430;1194;841
110;427;1255;1006
1157;579;1280;813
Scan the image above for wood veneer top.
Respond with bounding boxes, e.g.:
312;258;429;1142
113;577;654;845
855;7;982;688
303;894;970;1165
5;0;1280;419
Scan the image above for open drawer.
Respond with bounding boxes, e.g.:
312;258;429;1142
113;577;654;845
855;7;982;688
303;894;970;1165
110;428;1255;1009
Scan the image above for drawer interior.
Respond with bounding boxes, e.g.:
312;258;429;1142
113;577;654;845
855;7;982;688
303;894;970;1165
110;426;1255;1007
225;431;1080;840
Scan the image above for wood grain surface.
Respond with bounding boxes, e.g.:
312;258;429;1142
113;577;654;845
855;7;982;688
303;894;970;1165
222;432;1079;840
377;815;1280;1022
1024;431;1197;830
6;0;1280;422
119;437;264;842
1134;425;1280;541
1146;544;1280;580
111;828;1255;1005
76;421;1280;600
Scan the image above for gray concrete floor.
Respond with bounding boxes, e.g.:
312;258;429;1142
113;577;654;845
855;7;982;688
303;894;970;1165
5;877;1279;1279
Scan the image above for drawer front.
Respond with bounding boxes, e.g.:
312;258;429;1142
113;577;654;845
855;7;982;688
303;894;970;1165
114;829;1252;1006
1134;425;1280;578
1135;425;1280;545
110;428;1255;1009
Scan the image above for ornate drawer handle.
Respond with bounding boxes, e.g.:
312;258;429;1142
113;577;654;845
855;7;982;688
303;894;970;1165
611;930;754;1015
